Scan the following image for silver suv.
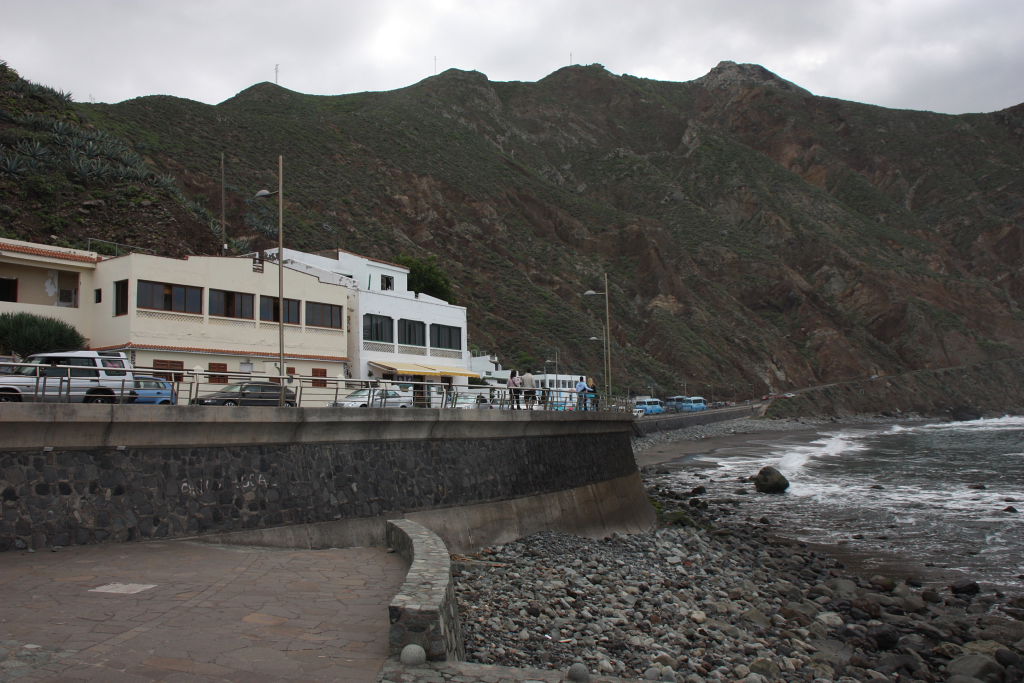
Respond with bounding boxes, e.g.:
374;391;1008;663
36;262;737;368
0;350;136;403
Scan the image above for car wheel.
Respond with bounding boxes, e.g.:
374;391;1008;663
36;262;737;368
85;394;115;404
223;400;238;407
285;401;296;407
0;391;21;402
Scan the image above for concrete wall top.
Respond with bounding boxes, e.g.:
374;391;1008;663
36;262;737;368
0;404;635;451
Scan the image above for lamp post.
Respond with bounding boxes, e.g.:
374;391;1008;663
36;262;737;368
254;154;286;406
544;348;560;406
583;272;611;400
543;349;560;388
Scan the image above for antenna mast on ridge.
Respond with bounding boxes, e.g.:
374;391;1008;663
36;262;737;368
275;64;279;84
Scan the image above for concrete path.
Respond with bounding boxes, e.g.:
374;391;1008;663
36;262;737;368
0;540;406;682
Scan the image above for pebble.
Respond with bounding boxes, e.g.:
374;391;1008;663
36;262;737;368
452;417;1024;682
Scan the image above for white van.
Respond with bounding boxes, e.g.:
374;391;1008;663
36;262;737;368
0;350;136;403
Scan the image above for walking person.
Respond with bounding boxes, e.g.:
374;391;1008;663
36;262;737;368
522;369;537;409
508;369;522;409
575;376;589;411
586;376;599;411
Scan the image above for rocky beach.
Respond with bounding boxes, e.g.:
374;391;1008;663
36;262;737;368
451;419;1024;682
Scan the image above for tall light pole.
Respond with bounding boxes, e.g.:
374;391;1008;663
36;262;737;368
544;348;560;404
254;154;286;406
583;272;612;400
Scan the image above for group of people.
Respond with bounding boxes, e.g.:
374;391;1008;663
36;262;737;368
505;370;600;411
575;376;600;411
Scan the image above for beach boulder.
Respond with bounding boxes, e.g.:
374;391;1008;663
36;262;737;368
753;466;790;494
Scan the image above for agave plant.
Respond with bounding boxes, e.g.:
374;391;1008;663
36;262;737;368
14;139;51;161
50;121;74;136
80;141;102;158
0;153;28;177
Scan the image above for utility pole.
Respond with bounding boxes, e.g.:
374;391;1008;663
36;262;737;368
275;64;279;84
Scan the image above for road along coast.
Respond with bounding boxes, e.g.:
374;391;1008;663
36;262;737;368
450;417;1024;682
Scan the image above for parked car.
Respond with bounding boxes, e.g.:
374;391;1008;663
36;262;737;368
191;381;296;406
329;388;412;408
633;397;666;415
131;375;177;405
0;350;136;403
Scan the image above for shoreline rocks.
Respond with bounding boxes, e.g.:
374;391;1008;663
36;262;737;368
452;417;1024;681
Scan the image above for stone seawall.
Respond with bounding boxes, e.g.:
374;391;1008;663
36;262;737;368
0;405;652;552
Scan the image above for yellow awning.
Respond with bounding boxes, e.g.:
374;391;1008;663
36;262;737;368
420;363;480;378
369;361;480;378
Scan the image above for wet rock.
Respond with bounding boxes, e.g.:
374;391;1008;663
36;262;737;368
950;578;981;597
946;652;1004;681
753;466;789;494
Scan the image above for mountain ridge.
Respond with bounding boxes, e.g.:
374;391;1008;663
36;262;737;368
2;58;1023;407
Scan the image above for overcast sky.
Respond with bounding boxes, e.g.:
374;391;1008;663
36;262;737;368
3;0;1022;114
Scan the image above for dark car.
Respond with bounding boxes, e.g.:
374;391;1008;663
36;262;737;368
191;381;296;406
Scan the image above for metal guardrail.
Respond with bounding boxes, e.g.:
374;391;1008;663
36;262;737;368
0;361;632;411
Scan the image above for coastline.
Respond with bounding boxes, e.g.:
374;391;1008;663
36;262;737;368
634;415;979;589
450;414;1024;681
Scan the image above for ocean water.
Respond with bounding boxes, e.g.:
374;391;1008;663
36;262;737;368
676;417;1024;591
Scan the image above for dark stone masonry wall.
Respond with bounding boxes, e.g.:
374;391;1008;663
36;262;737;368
0;430;635;552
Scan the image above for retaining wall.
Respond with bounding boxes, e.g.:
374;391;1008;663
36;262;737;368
631;403;763;436
0;404;654;552
386;519;465;661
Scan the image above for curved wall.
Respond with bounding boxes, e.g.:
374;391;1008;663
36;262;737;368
0;404;654;552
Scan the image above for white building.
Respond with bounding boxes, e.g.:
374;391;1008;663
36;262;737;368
1;238;477;405
259;248;477;404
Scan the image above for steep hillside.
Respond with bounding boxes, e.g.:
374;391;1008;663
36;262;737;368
2;58;1023;405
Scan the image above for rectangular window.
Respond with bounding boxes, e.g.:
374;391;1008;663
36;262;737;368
209;289;254;319
137;280;202;314
0;277;16;302
381;275;394;291
398;319;426;346
94;288;102;304
259;295;300;324
306;301;343;329
362;313;393;341
208;362;228;384
312;368;327;388
430;324;462;350
270;367;296;385
153;359;184;382
114;280;128;316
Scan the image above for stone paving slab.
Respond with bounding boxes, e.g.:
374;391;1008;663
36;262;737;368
0;540;406;681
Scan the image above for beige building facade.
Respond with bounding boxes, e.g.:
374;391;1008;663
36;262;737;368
1;238;351;386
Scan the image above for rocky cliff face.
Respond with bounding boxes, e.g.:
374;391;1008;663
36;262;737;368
2;59;1023;410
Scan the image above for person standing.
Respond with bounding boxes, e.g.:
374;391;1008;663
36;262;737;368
586;376;599;411
575;376;588;411
522;369;537;409
508;370;522;409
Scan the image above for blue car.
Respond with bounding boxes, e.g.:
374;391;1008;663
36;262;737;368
131;375;177;405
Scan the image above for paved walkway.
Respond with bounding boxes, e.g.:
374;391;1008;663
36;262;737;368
0;540;407;682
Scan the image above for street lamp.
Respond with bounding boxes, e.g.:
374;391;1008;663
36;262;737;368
543;349;559;408
254;154;286;406
583;272;611;400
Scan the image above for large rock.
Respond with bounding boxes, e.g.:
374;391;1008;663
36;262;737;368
753;466;789;494
946;652;1004;681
